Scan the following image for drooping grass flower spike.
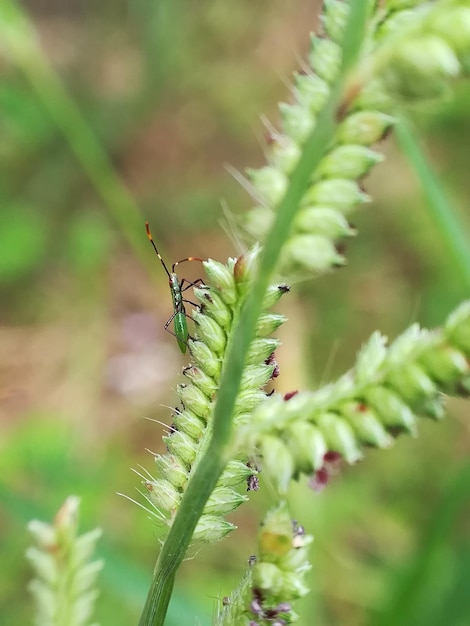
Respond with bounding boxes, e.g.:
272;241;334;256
236;301;470;494
26;496;103;626
243;0;470;279
141;248;290;541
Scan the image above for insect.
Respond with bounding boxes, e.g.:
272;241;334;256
145;222;204;353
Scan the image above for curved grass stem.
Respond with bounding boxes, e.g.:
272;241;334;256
138;4;370;625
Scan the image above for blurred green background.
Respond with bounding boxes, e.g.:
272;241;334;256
0;1;469;625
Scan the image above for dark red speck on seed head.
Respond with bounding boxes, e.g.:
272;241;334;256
284;390;298;401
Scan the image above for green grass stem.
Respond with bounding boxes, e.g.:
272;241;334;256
138;4;370;625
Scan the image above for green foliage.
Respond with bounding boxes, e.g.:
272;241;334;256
0;205;47;281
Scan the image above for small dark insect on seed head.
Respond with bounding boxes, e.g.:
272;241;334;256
265;352;280;379
265;352;274;364
292;520;305;538
247;474;260;492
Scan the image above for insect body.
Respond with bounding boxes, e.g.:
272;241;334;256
146;222;204;353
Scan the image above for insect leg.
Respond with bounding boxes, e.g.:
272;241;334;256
163;325;189;347
163;318;189;344
180;278;206;292
164;312;176;330
181;298;200;308
180;278;207;307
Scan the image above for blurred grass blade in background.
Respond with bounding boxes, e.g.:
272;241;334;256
0;0;150;271
396;116;470;290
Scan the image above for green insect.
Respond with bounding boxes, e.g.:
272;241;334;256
146;222;204;353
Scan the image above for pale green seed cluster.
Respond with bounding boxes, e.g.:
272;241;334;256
144;250;289;541
143;0;470;537
371;0;470;99
243;0;387;276
217;503;312;626
243;0;470;278
237;301;470;493
26;497;102;626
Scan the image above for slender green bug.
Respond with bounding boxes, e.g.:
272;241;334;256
146;222;204;353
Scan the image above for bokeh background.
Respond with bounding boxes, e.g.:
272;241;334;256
1;1;469;625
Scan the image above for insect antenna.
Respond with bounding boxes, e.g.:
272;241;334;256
145;221;171;278
172;256;204;273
